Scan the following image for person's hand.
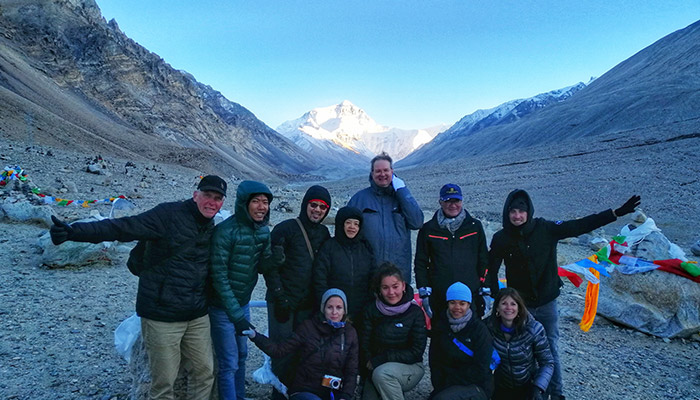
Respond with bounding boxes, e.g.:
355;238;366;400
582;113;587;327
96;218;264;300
50;215;74;245
614;195;641;217
235;319;254;336
418;287;433;318
391;174;405;191
422;296;433;319
241;329;256;339
274;296;292;323
528;386;545;400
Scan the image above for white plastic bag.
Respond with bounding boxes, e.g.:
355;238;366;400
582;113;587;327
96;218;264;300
620;218;661;247
252;353;287;396
114;313;141;362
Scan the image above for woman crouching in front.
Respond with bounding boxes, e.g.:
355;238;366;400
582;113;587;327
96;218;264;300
361;262;427;400
489;287;553;400
243;288;358;400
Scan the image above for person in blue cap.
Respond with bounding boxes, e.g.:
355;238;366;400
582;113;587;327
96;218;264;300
429;281;494;399
415;183;489;321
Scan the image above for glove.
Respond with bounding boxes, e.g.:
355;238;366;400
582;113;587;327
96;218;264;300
422;296;433;319
273;295;292;323
241;329;256;339
528;386;545;400
418;287;432;298
418;287;433;318
234;319;254;336
391;174;406;191
614;195;641;217
50;215;74;245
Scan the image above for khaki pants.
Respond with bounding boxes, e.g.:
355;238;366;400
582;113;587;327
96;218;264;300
362;362;424;400
141;315;214;400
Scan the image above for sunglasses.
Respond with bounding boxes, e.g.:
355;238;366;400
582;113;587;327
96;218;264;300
309;202;328;211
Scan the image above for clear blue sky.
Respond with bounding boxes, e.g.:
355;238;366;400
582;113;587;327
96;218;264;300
96;1;699;130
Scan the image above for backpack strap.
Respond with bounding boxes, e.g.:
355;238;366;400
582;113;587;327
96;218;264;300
295;217;315;261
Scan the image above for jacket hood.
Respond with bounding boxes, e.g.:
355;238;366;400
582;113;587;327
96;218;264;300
235;180;273;227
298;185;331;225
502;189;534;234
335;206;363;244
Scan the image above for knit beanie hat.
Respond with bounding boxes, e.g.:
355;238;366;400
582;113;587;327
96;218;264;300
509;197;529;213
320;288;348;315
446;282;472;303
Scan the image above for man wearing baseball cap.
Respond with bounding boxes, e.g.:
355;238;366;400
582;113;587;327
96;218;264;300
415;183;489;322
49;174;228;399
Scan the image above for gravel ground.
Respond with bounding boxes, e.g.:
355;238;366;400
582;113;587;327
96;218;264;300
0;142;699;399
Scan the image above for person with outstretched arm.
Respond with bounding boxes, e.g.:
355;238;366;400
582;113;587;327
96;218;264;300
50;175;229;400
486;189;641;400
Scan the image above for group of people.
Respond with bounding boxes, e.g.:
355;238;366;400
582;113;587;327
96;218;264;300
49;151;641;400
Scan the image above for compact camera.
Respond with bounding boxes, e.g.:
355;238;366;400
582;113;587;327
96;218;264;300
321;374;342;390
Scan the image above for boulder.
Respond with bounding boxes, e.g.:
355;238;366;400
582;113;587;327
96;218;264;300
598;269;700;338
38;215;131;268
691;240;700;257
0;198;54;226
597;221;700;338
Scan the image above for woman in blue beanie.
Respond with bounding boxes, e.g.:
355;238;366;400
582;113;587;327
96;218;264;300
242;288;358;400
429;281;494;399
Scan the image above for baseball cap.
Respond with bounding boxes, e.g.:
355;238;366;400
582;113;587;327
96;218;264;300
197;175;227;196
440;183;462;201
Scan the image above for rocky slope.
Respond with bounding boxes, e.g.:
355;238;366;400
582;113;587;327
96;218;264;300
0;0;317;180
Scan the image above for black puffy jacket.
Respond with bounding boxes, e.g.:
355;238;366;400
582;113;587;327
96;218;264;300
267;185;331;310
488;313;553;392
415;210;488;315
360;287;427;369
252;314;358;400
69;199;214;322
487;189;616;307
314;206;376;319
429;314;494;398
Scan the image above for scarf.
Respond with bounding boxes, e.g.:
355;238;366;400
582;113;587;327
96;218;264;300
447;308;473;333
325;320;346;329
437;208;467;235
375;298;412;316
500;323;515;334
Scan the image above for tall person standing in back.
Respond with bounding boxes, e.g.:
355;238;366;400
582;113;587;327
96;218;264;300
348;152;423;283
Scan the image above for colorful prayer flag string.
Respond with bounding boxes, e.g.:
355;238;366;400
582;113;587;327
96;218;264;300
1;165;129;207
31;187;127;207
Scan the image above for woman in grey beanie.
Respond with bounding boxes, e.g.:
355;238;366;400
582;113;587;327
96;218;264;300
243;288;359;400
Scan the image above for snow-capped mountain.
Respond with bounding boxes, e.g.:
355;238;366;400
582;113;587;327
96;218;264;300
430;82;590;147
400;81;590;166
276;101;447;168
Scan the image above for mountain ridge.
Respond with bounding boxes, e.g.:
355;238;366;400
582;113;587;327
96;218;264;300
0;0;318;180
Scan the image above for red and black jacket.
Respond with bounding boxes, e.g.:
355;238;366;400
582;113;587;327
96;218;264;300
414;210;488;315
